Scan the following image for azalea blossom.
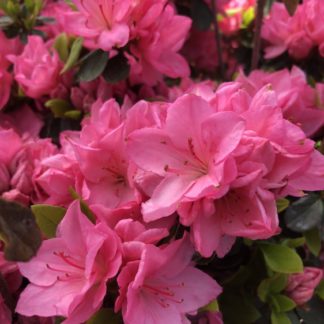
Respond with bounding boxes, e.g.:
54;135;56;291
16;201;122;323
116;235;222;324
7;36;61;99
62;0;132;51
128;93;245;221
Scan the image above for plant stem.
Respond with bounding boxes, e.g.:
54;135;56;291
210;0;225;80
251;0;266;70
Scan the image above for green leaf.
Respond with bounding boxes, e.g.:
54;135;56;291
271;295;296;312
304;227;321;256
284;194;323;233
271;311;291;324
283;0;298;16
242;7;255;28
64;110;82;120
45;99;73;118
77;49;109;82
282;237;305;249
191;0;213;31
68;188;95;223
31;205;66;238
260;243;303;274
276;198;290;213
200;299;219;312
54;33;70;62
61;37;83;74
103;52;130;84
86;308;121;324
258;274;288;302
271;275;288;293
258;279;270;302
315;280;324;300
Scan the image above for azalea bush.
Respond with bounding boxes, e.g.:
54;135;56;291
0;0;324;323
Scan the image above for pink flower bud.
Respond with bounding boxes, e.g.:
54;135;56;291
285;267;323;306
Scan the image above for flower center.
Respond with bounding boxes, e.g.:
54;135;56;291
46;251;85;281
142;282;185;308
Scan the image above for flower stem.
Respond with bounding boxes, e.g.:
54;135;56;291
251;0;266;70
210;0;225;80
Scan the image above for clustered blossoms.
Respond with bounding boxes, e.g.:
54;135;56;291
262;0;324;60
0;0;324;323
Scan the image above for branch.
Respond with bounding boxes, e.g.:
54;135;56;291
210;0;225;80
251;0;266;70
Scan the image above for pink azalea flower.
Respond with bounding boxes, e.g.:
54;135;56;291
0;105;43;138
0;30;22;70
115;235;222;324
128;4;191;85
217;0;256;35
236;67;324;136
38;1;71;39
261;3;314;60
174;84;324;256
70;99;140;210
32;153;82;207
3;138;57;205
62;0;132;51
212;84;323;197
305;0;324;57
285;267;323;306
180;183;279;258
8;36;61;99
128;94;245;222
16;200;122;323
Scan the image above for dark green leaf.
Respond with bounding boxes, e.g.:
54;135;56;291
284;194;323;233
103;52;130;84
260;243;303;274
77;49;109;82
35;16;56;25
0;199;42;262
219;291;261;324
0;16;13;28
32;204;66;238
191;0;213;31
283;0;298;16
304;227;321;256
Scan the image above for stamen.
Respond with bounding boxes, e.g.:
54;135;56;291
143;284;184;306
53;252;85;270
188;138;205;165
